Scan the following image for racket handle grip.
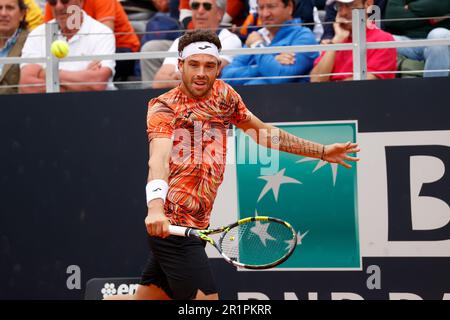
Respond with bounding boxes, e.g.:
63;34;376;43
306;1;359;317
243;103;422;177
168;225;189;237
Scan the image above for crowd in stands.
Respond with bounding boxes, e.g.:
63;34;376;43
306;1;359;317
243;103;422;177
147;0;242;88
0;0;449;94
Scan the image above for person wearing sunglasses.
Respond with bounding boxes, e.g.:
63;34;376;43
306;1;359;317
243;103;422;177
178;0;247;30
150;0;242;89
19;0;116;93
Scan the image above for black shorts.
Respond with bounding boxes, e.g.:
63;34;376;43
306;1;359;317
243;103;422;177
140;235;218;300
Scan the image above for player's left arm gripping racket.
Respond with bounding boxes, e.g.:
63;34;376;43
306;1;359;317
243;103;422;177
168;216;297;270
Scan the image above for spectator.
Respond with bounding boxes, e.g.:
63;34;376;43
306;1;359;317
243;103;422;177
24;0;43;30
321;0;387;43
221;0;318;85
179;0;247;29
239;0;316;41
152;0;242;88
139;0;182;84
310;0;397;82
19;0;116;93
44;0;140;81
0;0;28;94
384;0;450;78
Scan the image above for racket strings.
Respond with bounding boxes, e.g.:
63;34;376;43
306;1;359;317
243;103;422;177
220;220;296;266
220;223;250;260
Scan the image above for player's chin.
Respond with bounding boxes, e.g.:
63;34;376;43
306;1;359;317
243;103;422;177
190;82;211;97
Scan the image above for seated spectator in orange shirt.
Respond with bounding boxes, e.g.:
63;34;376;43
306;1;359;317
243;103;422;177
44;0;140;81
310;0;397;82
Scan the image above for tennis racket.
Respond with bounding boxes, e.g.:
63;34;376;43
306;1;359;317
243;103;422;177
168;216;297;270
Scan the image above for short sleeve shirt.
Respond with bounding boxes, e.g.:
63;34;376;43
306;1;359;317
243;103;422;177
147;79;251;229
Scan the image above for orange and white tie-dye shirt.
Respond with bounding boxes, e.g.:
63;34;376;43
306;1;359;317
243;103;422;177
147;80;252;229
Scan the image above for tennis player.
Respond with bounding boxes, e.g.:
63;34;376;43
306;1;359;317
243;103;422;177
117;29;359;300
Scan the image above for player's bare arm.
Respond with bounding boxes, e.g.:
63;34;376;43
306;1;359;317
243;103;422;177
237;114;360;168
145;137;173;238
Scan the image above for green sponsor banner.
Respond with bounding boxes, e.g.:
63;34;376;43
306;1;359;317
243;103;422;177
235;121;360;269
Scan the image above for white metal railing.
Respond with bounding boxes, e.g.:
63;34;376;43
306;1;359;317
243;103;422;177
1;9;450;93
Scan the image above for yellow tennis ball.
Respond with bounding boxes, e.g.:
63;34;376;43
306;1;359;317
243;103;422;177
51;40;69;59
230;236;235;241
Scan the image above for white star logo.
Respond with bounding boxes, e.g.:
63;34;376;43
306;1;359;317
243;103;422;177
297;230;309;244
257;168;302;202
296;158;339;186
250;220;276;247
284;230;309;250
248;210;276;247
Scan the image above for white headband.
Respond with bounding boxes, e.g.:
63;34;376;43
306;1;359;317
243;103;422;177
180;41;220;60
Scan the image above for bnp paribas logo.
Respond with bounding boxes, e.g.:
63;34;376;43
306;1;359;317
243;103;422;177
235;121;361;270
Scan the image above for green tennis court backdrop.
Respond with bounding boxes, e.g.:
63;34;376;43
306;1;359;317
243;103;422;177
235;121;361;270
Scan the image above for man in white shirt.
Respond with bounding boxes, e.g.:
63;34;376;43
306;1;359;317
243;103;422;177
151;0;242;89
19;0;116;93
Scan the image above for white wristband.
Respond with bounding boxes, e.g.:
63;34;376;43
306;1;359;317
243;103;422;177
146;179;169;206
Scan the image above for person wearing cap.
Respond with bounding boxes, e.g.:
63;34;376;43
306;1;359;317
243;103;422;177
105;29;359;300
310;0;397;82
